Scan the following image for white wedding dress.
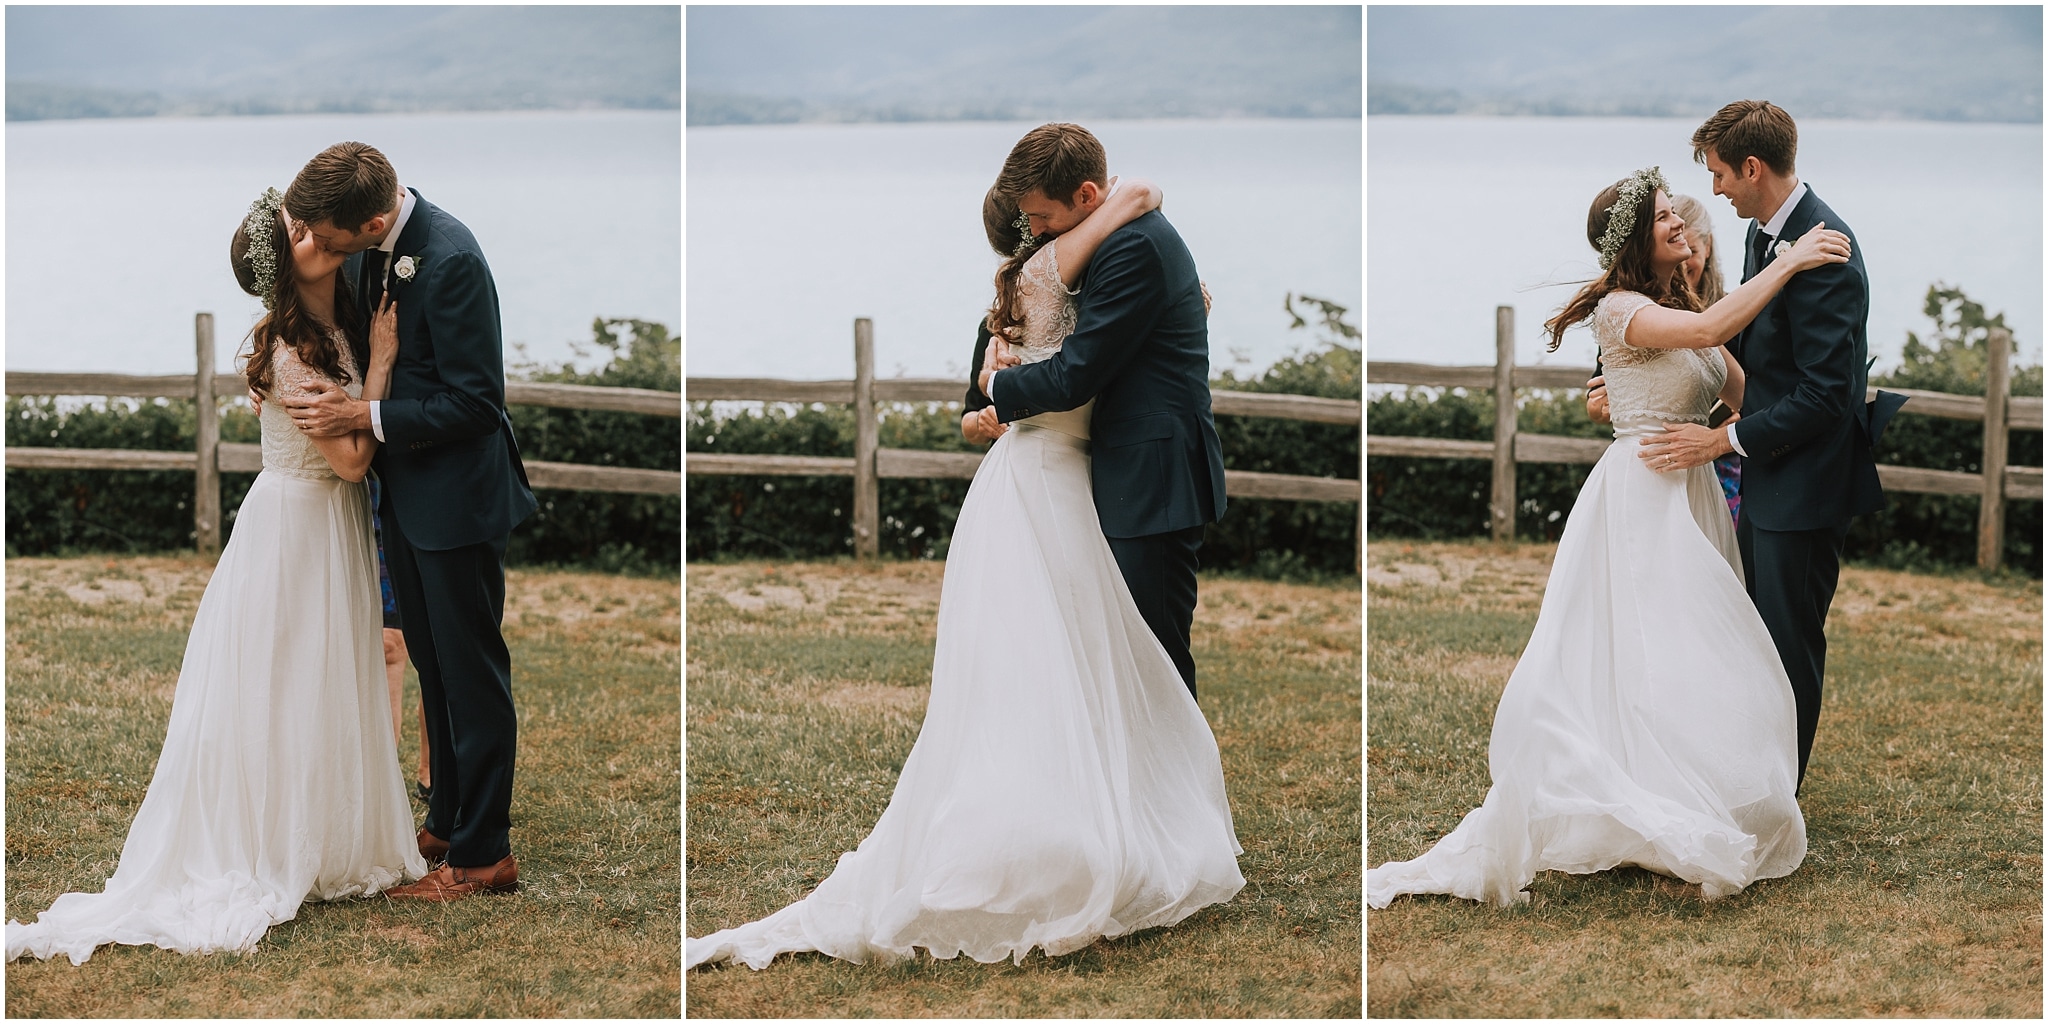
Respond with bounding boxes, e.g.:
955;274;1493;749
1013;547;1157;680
7;340;427;965
1367;290;1806;908
687;239;1245;969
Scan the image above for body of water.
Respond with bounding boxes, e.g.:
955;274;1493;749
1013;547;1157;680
686;119;1362;381
1369;116;2043;372
7;110;680;374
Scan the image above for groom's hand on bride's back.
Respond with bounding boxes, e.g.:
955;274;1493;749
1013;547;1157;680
1585;375;1611;425
284;380;369;437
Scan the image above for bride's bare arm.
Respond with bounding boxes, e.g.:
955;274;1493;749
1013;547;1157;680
307;298;400;482
1048;178;1162;289
1717;347;1745;411
1624;223;1850;350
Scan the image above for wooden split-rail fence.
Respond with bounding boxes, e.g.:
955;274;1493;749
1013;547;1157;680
1366;306;2043;571
687;317;1363;559
4;313;682;557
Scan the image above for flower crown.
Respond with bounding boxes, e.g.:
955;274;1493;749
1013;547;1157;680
1595;166;1669;271
1010;209;1036;259
241;187;285;309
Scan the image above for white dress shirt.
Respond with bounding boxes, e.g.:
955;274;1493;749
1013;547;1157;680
368;188;417;443
1726;179;1808;458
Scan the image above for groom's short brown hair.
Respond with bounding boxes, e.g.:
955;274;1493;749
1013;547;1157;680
285;141;400;231
1692;100;1798;177
995;123;1108;206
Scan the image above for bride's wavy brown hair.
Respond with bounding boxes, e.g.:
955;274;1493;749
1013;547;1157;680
982;187;1037;341
1542;180;1702;352
230;210;364;396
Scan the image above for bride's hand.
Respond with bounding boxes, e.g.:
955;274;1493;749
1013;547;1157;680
1112;177;1161;215
370;295;399;366
1785;222;1851;272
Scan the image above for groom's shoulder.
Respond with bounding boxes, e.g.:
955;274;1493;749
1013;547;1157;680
421;199;485;256
1799;188;1856;237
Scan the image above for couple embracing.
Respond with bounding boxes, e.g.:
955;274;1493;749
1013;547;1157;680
688;123;1246;969
9;143;534;963
1370;100;1904;908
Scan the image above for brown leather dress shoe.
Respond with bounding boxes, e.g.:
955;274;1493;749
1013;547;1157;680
385;854;519;901
417;828;450;866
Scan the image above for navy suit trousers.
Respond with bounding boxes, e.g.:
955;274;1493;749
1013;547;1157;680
1738;512;1848;792
1107;525;1206;701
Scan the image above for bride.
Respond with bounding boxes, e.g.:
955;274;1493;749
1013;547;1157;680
6;189;426;964
1367;167;1848;909
687;178;1245;969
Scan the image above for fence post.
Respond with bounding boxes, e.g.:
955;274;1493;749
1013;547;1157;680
852;317;879;560
1976;326;2012;571
1490;306;1516;542
194;313;221;558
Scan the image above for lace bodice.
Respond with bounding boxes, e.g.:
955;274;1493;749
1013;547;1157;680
1015;241;1081;361
1593;291;1726;434
259;337;361;480
1011;240;1093;438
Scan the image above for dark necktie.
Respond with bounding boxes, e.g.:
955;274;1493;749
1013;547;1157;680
1753;229;1775;269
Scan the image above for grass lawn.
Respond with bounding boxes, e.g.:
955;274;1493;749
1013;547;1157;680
1366;540;2042;1017
4;556;680;1018
684;561;1361;1017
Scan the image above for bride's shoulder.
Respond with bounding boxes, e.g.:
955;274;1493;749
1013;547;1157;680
1591;290;1658;351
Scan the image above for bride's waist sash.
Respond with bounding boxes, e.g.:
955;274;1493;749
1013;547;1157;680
1013;421;1090;452
1612;417;1710;442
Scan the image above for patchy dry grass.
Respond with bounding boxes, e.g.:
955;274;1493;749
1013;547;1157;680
5;556;680;1018
1366;540;2041;1017
685;561;1361;1018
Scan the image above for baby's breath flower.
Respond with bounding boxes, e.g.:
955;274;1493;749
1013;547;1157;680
242;188;285;309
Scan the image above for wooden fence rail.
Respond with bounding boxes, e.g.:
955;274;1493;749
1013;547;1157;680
5;313;683;556
1366;305;2043;570
687;317;1363;559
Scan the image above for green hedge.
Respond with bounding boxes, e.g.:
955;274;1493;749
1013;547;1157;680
1366;285;2044;577
6;318;680;576
688;298;1362;581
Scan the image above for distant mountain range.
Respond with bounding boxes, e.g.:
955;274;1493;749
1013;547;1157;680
6;6;679;122
1369;6;2041;123
686;6;1361;125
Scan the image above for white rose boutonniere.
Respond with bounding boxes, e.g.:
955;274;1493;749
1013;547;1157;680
394;255;418;281
1771;239;1793;262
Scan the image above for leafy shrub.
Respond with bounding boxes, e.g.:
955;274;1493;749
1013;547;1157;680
1366;284;2042;577
7;318;680;576
687;293;1363;580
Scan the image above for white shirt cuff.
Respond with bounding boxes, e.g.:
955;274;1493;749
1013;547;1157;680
1726;423;1746;457
370;400;385;443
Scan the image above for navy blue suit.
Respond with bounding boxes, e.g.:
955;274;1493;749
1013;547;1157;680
348;189;536;866
986;210;1226;697
1729;186;1899;788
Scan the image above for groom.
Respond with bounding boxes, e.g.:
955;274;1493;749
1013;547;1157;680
281;142;537;897
1638;101;1902;790
974;123;1228;700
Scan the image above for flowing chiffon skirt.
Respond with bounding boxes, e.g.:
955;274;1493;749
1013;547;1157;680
1367;433;1806;908
687;422;1245;969
6;470;429;964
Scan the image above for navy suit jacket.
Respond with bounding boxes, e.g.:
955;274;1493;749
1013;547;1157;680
348;189;536;550
986;209;1227;538
1731;187;1898;531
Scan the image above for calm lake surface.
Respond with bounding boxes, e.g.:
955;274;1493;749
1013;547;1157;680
1369;116;2043;372
687;119;1362;381
7;110;680;374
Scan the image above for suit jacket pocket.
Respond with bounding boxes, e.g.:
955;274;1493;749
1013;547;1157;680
1096;411;1176;447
